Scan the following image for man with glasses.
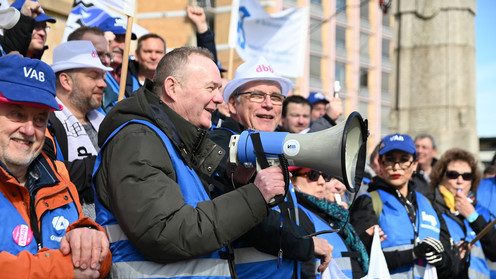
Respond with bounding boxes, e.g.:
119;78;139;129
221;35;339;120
350;133;457;278
209;56;333;278
11;0;55;59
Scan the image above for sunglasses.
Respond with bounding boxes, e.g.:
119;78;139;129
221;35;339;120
445;170;473;181
299;170;332;182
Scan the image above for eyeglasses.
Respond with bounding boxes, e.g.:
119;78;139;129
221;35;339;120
298;170;332;182
382;158;415;170
98;52;114;61
34;22;50;33
236;91;285;105
445;170;473;181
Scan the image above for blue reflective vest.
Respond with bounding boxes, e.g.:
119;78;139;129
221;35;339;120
369;190;441;279
233;184;299;279
93;120;230;279
442;204;491;279
0;159;79;255
298;205;352;279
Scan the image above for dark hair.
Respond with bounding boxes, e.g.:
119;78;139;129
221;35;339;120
152;46;213;94
429;148;481;192
136;33;166;54
414;133;438;149
282;95;311;117
67;26;105;41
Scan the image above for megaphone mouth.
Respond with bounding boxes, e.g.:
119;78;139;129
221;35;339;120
339;111;368;192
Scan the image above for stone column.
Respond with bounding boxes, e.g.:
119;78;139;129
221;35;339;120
391;0;478;155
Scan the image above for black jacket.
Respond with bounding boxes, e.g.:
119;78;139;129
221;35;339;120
350;177;457;278
1;14;34;56
94;81;270;263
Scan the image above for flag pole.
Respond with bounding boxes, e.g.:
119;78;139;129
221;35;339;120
228;47;234;80
469;218;496;246
118;15;134;101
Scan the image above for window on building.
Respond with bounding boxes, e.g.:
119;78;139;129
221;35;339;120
381;105;390;134
335;62;346;91
310;55;322;88
336;26;346;48
359;100;369;119
360;33;369;61
310;18;322;52
311;0;322;4
360;0;369;21
382;12;391;27
382;38;390;59
381;72;390;92
336;0;346;12
359;67;369;97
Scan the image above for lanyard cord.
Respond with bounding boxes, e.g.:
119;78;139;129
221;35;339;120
395;189;419;242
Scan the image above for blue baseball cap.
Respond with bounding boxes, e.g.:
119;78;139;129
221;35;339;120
98;17;137;40
307;91;329;105
0;55;60;111
379;133;416;156
11;0;56;23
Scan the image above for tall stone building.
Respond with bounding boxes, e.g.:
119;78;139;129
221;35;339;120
391;0;478;154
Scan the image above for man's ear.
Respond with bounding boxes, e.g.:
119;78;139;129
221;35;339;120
163;76;179;102
228;96;237;116
58;72;73;92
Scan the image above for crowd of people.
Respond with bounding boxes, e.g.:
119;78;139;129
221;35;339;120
1;1;496;278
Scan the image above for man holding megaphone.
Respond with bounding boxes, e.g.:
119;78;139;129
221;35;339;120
209;56;334;278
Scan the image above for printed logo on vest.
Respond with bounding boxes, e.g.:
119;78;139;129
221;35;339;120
12;224;33;247
52;216;70;231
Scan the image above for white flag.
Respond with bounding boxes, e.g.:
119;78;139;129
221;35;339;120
62;0;147;42
232;0;309;78
104;0;135;17
362;226;390;279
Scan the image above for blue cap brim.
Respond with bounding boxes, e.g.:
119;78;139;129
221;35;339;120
36;13;56;23
0;81;59;111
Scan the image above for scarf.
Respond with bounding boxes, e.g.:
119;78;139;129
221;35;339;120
298;191;369;273
438;185;456;212
53;98;104;162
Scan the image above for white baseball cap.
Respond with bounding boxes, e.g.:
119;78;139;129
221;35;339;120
223;56;292;102
51;40;113;73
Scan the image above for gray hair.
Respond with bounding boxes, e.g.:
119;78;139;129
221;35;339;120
414;133;437;149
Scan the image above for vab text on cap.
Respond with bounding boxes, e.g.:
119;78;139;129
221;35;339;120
0;55;60;111
379;133;416;156
51;40;113;73
222;56;292;103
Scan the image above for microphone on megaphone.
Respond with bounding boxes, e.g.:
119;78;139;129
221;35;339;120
229;111;368;200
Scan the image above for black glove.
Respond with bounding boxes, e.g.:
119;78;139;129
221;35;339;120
413;237;444;258
425;250;444;267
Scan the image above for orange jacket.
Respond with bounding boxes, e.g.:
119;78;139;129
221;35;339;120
0;152;111;278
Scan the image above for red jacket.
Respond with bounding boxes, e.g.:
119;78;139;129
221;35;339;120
0;152;111;278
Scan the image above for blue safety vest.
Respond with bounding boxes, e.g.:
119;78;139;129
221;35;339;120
442;205;491;279
233;183;299;279
93;119;230;279
0;177;79;255
368;190;441;279
298;205;352;279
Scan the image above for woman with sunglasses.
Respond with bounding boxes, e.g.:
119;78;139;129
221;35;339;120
350;133;457;278
429;148;496;279
290;167;370;278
